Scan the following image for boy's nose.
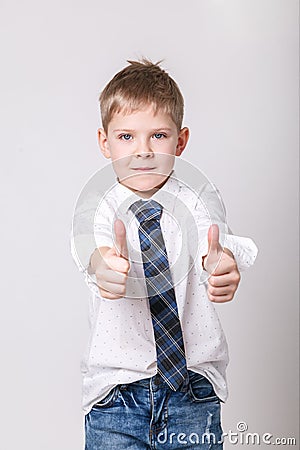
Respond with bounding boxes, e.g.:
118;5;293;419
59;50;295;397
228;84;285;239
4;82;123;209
135;152;153;158
134;139;154;158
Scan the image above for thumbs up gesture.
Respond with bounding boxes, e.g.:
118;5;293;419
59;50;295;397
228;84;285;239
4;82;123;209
92;219;130;300
202;224;241;303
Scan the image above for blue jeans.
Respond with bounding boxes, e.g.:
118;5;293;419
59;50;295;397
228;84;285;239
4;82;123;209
85;370;223;449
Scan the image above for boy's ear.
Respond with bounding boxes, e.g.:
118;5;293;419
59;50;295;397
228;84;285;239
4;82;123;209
97;128;111;159
176;127;189;156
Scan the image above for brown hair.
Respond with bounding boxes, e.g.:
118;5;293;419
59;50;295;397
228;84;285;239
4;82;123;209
99;58;184;133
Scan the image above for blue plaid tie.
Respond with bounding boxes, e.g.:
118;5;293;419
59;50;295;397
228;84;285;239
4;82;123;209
130;199;189;391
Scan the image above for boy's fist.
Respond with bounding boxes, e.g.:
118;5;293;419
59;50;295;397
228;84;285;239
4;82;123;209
95;219;130;300
202;224;241;303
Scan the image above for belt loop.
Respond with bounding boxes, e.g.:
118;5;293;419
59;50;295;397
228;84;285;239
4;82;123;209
180;372;190;392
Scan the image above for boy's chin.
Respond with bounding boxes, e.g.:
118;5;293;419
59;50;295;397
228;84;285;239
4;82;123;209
120;173;170;197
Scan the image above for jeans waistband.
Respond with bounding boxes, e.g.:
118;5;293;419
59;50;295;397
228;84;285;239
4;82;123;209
120;370;195;393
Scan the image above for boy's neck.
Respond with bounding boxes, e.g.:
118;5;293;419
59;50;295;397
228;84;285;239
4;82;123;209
117;173;172;199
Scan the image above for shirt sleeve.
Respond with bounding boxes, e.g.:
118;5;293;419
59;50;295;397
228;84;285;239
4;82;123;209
194;181;258;272
70;229;100;297
70;190;115;296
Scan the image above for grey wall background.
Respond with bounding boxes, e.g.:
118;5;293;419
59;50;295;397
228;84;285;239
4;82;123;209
0;0;298;448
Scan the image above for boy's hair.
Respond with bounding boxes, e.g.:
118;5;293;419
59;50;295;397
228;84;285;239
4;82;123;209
99;58;184;133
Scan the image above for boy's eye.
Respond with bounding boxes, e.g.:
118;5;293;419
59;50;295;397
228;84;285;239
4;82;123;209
120;134;132;140
153;133;166;139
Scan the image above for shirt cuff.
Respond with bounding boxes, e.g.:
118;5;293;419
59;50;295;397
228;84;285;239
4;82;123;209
222;234;258;272
71;231;116;297
199;233;258;272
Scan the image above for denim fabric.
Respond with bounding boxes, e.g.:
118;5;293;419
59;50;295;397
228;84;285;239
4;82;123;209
85;371;223;449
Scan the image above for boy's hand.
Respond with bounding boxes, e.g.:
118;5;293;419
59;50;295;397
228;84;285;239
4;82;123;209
202;224;241;303
94;219;130;300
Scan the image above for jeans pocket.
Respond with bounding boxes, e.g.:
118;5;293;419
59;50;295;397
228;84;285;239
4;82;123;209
188;372;220;403
91;385;121;410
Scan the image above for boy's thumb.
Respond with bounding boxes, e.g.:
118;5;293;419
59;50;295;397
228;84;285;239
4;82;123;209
114;219;128;260
207;224;222;254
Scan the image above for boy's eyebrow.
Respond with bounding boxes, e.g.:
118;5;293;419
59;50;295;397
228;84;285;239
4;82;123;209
112;127;173;133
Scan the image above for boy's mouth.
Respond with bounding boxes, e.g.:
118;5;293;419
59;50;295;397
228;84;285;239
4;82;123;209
131;167;156;171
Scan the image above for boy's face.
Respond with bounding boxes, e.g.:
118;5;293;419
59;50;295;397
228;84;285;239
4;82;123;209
98;104;189;198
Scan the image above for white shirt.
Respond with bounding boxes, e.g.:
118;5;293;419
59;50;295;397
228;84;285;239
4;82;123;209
70;170;258;415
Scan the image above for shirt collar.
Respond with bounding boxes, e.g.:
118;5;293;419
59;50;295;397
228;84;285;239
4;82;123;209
107;170;181;218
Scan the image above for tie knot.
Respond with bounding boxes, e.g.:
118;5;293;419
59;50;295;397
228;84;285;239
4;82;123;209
130;199;163;224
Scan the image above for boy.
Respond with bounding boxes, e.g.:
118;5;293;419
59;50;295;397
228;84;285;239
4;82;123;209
71;58;258;449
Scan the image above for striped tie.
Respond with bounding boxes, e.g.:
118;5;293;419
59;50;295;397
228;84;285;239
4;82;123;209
130;199;189;391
